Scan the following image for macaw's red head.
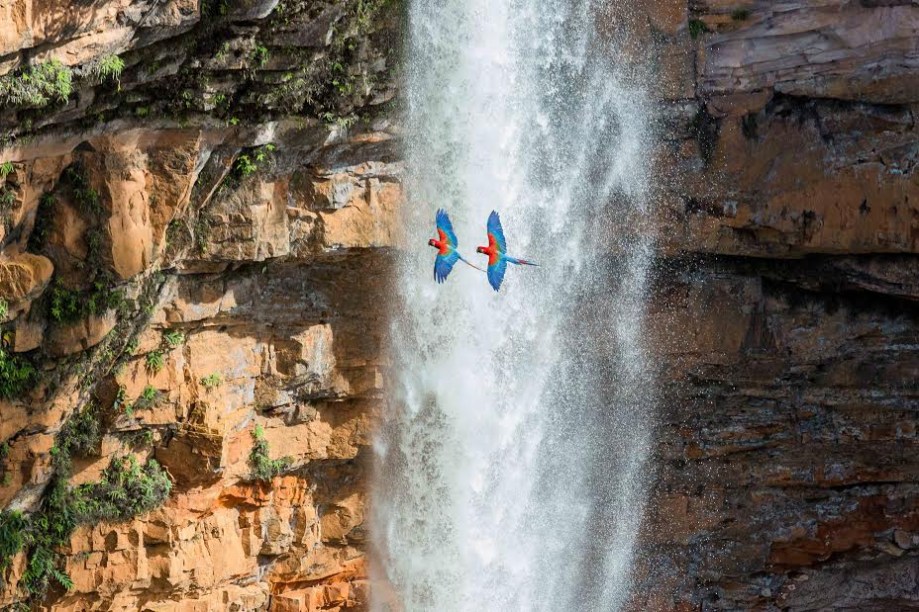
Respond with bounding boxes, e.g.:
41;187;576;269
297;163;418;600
428;238;437;248
476;246;486;254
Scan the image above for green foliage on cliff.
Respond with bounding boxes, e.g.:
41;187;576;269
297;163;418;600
0;510;27;570
249;425;292;481
252;45;270;68
731;8;750;21
37;165;124;327
54;165;106;272
258;0;398;120
140;385;158;403
130;385;160;413
15;457;170;597
233;153;258;178
113;385;135;417
163;330;185;347
0;287;37;402
64;164;104;217
145;350;165;373
0;402;173;599
0;441;10;487
47;285;83;323
0;187;15;211
0;346;37;400
57;404;103;462
200;372;222;389
0;162;15;213
87;54;126;85
688;18;710;39
232;143;276;180
69;456;172;525
0;60;73;109
47;275;123;324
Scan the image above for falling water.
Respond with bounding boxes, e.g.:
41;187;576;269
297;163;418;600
372;0;654;610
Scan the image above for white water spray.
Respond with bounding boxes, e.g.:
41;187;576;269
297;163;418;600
373;1;654;610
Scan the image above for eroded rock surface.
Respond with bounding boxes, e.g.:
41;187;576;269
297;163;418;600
0;0;398;610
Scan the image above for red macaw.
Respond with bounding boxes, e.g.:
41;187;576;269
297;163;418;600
428;209;483;283
476;210;538;291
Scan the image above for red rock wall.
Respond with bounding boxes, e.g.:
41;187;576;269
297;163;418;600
1;1;399;610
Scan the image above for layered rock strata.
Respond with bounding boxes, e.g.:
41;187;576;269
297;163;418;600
1;1;399;610
631;0;919;609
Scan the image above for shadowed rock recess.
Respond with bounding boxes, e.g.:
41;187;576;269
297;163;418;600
0;0;916;611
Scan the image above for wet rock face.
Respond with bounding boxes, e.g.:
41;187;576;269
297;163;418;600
634;256;919;611
658;96;919;257
694;1;919;104
641;0;919;259
629;0;919;608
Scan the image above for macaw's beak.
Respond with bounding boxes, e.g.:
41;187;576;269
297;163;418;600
476;247;485;254
428;239;436;247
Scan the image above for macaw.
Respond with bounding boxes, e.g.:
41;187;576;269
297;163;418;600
476;210;538;291
428;209;482;283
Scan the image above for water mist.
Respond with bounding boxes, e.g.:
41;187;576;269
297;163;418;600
373;1;655;609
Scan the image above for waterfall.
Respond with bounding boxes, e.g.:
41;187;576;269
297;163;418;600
372;0;654;610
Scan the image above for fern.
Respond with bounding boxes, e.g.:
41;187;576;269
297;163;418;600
163;330;185;347
0;346;37;400
688;18;710;39
249;425;292;480
145;350;165;373
95;55;125;83
200;373;222;389
0;60;73;108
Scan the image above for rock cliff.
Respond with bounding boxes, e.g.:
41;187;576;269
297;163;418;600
1;1;399;610
0;0;916;611
634;1;919;609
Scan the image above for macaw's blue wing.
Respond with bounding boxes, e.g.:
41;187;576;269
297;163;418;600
487;258;507;291
436;209;459;248
486;210;506;254
434;251;461;283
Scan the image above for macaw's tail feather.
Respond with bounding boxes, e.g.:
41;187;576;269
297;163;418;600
508;257;538;266
459;256;486;272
